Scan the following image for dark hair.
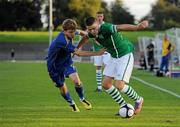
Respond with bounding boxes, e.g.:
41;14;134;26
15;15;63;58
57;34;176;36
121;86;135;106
85;17;96;26
96;11;103;15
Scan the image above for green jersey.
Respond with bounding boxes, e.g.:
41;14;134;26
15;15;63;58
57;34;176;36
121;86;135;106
88;38;103;51
89;22;134;58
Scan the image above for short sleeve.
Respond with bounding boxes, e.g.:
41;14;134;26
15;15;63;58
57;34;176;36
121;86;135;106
100;23;117;35
110;24;117;33
75;29;80;35
67;43;76;53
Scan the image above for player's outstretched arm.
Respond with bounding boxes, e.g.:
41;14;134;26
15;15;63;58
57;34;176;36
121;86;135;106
116;20;149;31
74;48;106;57
76;29;88;36
137;20;149;30
76;35;89;49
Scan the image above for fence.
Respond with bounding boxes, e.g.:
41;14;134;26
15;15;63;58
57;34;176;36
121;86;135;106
138;28;180;77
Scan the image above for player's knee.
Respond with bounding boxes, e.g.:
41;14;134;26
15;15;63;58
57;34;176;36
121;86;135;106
115;81;125;90
74;81;81;87
96;66;101;70
59;84;68;93
71;78;80;85
102;82;112;90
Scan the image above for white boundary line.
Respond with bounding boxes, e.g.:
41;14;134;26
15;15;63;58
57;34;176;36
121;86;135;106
132;76;180;98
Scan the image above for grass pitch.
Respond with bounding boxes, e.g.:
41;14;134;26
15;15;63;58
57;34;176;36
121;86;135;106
0;61;179;127
0;31;160;43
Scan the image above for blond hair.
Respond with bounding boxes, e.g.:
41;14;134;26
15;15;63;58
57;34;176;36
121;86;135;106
62;19;77;31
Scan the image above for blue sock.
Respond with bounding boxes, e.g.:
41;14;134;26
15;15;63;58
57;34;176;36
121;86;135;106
75;84;84;101
61;92;74;105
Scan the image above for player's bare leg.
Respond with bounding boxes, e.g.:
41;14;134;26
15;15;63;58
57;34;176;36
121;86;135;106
59;84;80;112
69;73;92;110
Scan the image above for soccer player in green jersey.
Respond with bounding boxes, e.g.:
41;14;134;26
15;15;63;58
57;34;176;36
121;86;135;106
77;17;148;115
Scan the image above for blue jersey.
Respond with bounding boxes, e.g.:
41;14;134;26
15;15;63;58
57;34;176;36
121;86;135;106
47;31;76;73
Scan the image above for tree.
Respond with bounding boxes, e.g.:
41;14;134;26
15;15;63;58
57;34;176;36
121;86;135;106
49;0;71;30
111;0;135;24
99;1;112;22
146;0;180;29
0;0;42;31
50;0;101;30
68;0;101;29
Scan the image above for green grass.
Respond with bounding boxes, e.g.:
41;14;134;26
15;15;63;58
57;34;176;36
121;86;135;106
0;61;179;127
0;31;161;43
121;31;161;43
0;31;80;43
0;31;50;43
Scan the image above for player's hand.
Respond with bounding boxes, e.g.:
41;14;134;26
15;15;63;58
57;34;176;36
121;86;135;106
137;20;149;30
72;49;76;57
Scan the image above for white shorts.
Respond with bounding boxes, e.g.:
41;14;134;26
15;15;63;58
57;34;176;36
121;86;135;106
103;53;134;83
94;52;111;66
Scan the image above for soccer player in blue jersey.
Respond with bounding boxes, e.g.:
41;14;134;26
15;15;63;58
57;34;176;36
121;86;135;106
77;17;148;115
47;19;106;112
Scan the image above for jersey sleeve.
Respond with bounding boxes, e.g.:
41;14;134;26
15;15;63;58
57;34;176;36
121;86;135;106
67;43;76;53
55;39;76;53
75;29;81;35
110;24;117;33
101;23;117;34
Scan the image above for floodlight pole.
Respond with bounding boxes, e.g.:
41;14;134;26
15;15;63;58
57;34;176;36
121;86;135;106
49;0;53;45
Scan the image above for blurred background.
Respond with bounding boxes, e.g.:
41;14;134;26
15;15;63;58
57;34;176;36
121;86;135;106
0;0;179;65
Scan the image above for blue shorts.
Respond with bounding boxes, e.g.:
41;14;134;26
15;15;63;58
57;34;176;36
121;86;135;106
48;65;77;88
64;65;77;77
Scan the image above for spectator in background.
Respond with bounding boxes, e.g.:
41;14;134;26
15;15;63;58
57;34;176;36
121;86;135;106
11;48;15;62
139;52;147;70
159;34;176;75
146;40;155;72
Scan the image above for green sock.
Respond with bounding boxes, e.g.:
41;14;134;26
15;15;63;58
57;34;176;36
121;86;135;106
105;85;126;106
121;85;141;101
96;70;102;90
